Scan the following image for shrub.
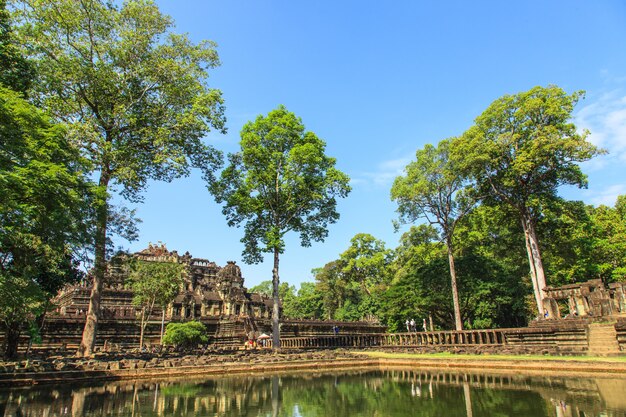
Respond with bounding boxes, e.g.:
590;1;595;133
162;321;208;348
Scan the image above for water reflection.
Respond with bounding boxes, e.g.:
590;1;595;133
1;369;626;417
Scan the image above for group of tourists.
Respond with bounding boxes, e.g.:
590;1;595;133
405;318;428;332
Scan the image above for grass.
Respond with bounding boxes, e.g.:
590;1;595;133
353;351;626;363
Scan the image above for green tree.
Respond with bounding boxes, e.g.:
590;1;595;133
161;321;207;349
389;225;443;284
391;138;477;330
312;260;348;320
534;198;597;286
127;259;184;347
277;282;298;319
0;86;91;358
456;85;601;317
339;234;391;297
212;105;351;348
15;0;226;356
293;282;324;319
278;281;324;320
336;233;391;321
250;279;322;319
249;280;273;297
590;195;626;282
0;0;33;94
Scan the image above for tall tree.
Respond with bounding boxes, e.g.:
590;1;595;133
335;233;391;321
456;85;601;316
339;234;391;298
212;105;351;348
0;0;33;94
312;260;348;320
380;225;445;332
590;195;626;283
126;259;184;347
391;138;477;330
15;0;226;356
0;86;91;358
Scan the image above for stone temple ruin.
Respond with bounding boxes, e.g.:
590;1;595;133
9;244;624;355
542;279;626;319
47;243;383;349
55;243;274;322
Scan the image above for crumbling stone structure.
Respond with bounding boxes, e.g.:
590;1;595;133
542;279;626;319
53;243;274;323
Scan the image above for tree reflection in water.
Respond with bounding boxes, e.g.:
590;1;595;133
1;369;626;417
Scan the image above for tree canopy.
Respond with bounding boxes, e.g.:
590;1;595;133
455;85;601;316
14;0;226;356
127;259;184;346
0;85;91;357
391;138;478;329
212;105;350;347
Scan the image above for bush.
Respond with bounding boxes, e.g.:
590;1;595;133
162;321;208;348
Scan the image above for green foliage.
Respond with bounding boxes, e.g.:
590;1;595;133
250;280;324;319
15;0;226;200
292;282;324;319
0;274;45;333
339;233;392;297
0;0;33;93
454;85;601;314
212;105;350;345
127;259;184;311
391;138;477;329
312;260;346;319
249;280;273;297
161;321;207;348
312;234;391;322
0;85;90;283
391;138;476;238
390;225;444;284
535;199;597;285
588;195;626;282
213;105;351;263
457;85;600;208
280;281;324;319
126;258;185;346
14;0;226;353
0;85;91;356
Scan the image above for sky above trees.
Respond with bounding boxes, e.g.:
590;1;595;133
114;1;626;289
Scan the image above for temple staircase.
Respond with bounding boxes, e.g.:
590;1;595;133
212;319;246;347
243;316;258;337
587;322;621;356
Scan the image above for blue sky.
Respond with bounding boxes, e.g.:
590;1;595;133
116;1;626;290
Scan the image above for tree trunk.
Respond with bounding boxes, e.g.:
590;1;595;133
272;248;281;349
521;211;547;317
78;171;110;357
447;243;463;330
3;324;20;359
523;223;543;317
463;381;473;417
160;309;165;344
139;307;146;348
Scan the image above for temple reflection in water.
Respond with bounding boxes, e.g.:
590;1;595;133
2;370;626;416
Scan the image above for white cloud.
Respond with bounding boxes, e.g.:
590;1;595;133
353;154;414;188
575;92;626;166
577;184;626;207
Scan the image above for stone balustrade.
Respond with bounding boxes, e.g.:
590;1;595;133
274;329;506;349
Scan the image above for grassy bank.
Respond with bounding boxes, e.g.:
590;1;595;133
354;351;626;363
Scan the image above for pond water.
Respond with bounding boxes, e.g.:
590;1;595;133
1;368;626;417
